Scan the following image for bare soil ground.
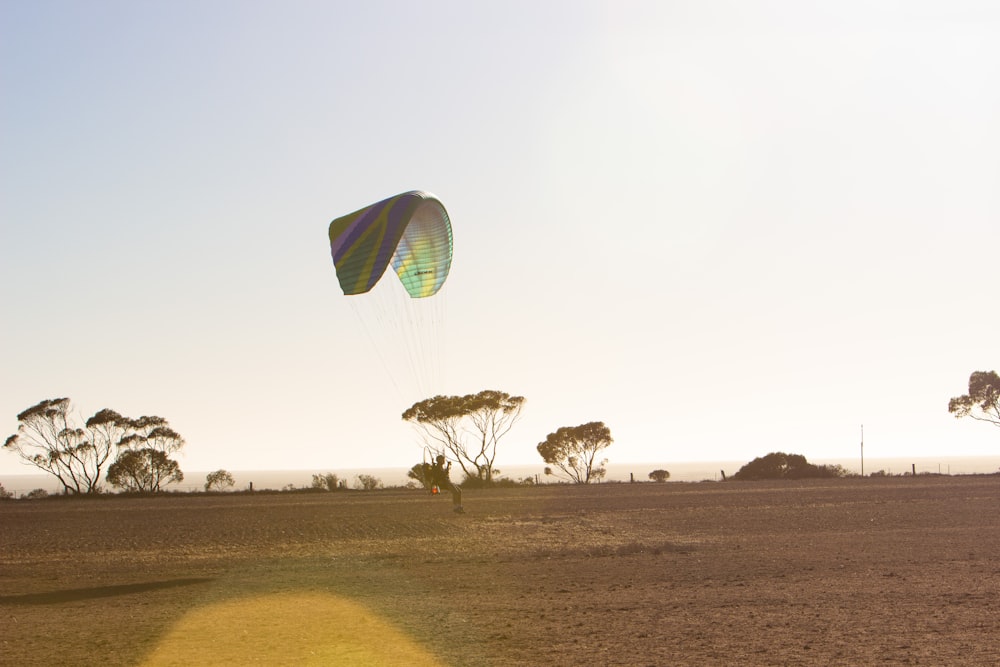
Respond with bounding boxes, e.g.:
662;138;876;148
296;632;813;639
1;476;998;666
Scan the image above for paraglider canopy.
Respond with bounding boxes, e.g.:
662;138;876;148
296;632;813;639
328;191;453;298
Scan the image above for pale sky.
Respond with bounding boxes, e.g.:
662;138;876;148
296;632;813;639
2;0;998;477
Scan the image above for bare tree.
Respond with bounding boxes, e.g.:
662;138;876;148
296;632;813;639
949;370;1000;429
403;390;525;483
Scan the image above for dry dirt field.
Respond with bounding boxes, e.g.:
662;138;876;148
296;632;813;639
2;476;998;666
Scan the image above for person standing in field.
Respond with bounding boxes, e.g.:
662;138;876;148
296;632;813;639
431;455;464;513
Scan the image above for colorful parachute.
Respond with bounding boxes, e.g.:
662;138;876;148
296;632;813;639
328;191;453;298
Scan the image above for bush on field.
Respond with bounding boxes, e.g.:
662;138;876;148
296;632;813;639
491;475;536;487
311;473;340;491
731;452;849;481
408;463;434;490
354;474;382;491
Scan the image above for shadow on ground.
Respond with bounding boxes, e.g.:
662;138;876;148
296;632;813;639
0;577;215;605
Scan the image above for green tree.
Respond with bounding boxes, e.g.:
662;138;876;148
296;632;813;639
537;421;613;484
948;370;1000;429
107;449;183;492
648;469;670;482
0;482;12;500
205;469;235;491
403;390;525;483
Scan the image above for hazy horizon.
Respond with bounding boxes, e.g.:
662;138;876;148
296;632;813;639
4;454;998;496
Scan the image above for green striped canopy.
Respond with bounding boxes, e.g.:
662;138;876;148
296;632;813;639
328;191;453;298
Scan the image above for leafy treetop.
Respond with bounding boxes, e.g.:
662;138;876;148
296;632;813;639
403;390;525;483
537;421;613;484
948;370;1000;428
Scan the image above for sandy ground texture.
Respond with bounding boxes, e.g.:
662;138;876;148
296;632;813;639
1;476;998;666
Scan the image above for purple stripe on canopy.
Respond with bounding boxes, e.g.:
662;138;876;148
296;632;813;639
360;195;416;291
331;198;393;264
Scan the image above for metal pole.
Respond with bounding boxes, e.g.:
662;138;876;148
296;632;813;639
860;424;864;477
